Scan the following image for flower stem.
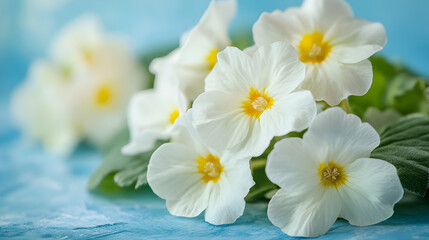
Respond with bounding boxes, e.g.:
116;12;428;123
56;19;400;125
340;99;351;113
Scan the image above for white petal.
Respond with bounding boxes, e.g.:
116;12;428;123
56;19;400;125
166;184;211;218
253;9;311;47
266;137;320;190
150;49;181;90
229;119;273;157
122;129;169;155
328;19;387;64
178;0;236;66
205;46;253;95
176;67;208;101
147;143;203;201
124;86;186;155
302;0;353;31
193;90;250;154
171;109;210;157
204;159;254;225
261;90;316;137
301;59;373;106
339;158;404;226
127;90;169;136
243;44;258;56
254;42;305;94
268;187;341;237
304;107;380;165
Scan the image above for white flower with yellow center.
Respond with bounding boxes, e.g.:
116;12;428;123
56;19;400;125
253;0;387;106
147;110;254;225
150;0;236;100
12;16;146;154
121;82;189;155
266;108;404;237
192;42;316;157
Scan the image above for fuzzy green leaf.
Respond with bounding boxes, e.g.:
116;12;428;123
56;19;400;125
386;74;429;115
370;115;429;197
349;56;428;118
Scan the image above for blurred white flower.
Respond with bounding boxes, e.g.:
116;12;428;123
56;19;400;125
193;42;316;158
266;108;403;237
150;0;236;100
12;60;79;154
253;0;387;106
12;16;146;155
147;110;254;225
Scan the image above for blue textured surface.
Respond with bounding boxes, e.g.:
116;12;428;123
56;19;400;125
1;0;429;239
1;103;429;239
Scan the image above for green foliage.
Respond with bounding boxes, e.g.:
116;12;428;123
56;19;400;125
371;115;429;197
245;159;278;202
88;128;167;190
349;56;428;118
386;74;428;115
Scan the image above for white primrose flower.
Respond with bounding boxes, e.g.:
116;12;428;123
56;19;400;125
12;16;145;155
192;42;317;158
121;82;189;155
147;110;254;225
150;0;236;100
266;108;404;237
253;0;387;106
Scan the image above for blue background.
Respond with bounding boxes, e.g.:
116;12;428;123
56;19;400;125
1;0;429;239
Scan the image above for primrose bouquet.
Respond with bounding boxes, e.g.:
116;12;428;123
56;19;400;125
12;0;429;238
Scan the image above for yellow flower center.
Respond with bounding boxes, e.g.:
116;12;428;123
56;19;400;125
197;154;224;183
82;49;95;65
95;84;114;106
318;161;347;188
169;108;180;125
298;31;331;63
242;88;274;118
206;47;219;70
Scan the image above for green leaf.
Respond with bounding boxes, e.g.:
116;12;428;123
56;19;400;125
386;73;429;115
349;56;428;118
370;115;429;197
88;128;167;190
245;159;278;202
364;107;401;132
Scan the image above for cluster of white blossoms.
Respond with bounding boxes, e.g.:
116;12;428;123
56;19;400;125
133;0;404;237
12;16;146;155
122;0;235;155
85;0;401;237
